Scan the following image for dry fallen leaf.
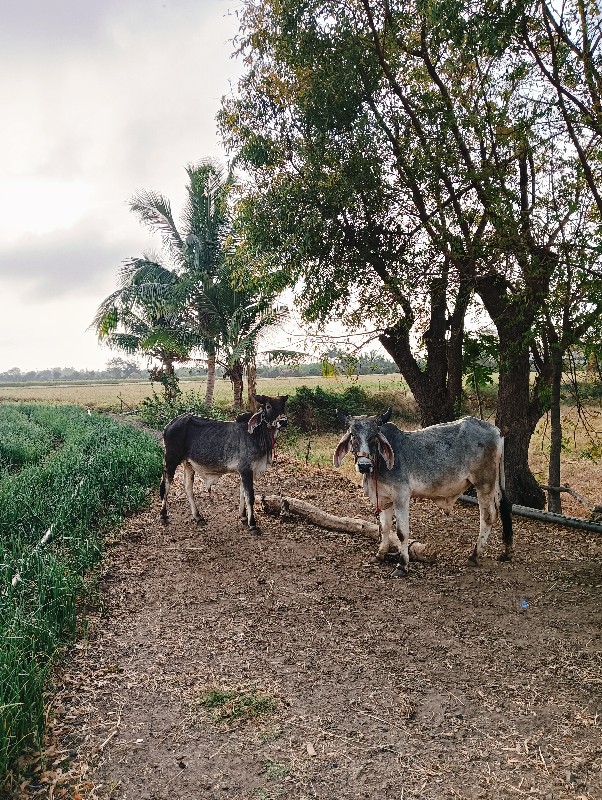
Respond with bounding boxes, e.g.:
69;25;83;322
306;742;317;757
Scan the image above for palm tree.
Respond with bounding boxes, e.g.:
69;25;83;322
194;262;286;409
92;259;195;401
93;160;286;409
128;160;233;406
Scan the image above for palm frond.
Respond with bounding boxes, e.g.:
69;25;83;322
129;190;185;263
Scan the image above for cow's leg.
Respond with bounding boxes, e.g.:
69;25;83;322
240;469;260;534
183;461;205;525
239;482;247;525
375;506;394;560
160;462;177;524
391;495;411;577
469;488;496;565
160;468;171;524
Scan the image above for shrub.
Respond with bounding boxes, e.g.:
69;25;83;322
288;385;369;432
139;388;229;429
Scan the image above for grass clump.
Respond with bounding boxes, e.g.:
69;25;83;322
195;686;280;725
264;759;290;781
0;405;57;470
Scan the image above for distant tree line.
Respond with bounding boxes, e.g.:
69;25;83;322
0;352;400;383
0;359;145;383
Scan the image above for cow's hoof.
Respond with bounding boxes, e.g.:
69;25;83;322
160;516;168;526
194;516;207;527
240;516;248;527
467;553;479;566
390;566;408;578
383;552;401;563
498;552;512;562
373;554;386;563
249;526;262;536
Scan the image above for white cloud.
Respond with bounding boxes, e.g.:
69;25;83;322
0;0;242;370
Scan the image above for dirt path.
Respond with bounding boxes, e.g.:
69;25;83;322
28;459;602;800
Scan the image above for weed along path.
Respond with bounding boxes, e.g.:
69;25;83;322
40;459;602;800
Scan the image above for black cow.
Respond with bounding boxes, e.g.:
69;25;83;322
160;394;288;533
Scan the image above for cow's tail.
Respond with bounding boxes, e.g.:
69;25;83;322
499;437;513;558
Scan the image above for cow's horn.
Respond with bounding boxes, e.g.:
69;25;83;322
378;408;392;425
336;409;350;427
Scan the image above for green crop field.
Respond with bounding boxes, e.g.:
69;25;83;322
0;404;163;788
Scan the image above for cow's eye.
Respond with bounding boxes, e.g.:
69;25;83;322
266;403;272;411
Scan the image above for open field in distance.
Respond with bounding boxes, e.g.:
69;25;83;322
0;374;411;413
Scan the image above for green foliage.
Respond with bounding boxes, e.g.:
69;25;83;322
288;385;369;432
286;383;418;433
0;403;162;785
139;387;229;429
462;332;498;391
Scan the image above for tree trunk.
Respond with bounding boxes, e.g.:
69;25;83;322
162;357;180;404
547;345;563;513
246;357;257;410
475;253;555;510
379;280;467;426
495;342;545;508
204;351;216;408
230;360;244;410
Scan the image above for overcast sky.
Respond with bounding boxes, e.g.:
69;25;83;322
0;0;243;371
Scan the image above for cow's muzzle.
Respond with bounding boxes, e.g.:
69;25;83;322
356;458;373;474
274;416;288;429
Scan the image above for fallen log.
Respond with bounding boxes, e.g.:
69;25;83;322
260;494;432;561
262;493;381;540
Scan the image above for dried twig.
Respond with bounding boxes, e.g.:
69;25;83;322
539;483;597;510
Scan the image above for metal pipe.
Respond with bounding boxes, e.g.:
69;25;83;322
459;494;602;534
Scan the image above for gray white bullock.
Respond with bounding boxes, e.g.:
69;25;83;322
160;394;288;533
333;410;513;576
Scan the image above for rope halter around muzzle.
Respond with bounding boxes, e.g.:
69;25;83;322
355;448;382;517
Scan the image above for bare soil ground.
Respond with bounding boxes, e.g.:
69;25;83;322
22;456;602;800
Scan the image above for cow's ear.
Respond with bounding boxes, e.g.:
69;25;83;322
378;408;392;425
336;409;350;428
333;431;352;468
253;393;267;406
377;432;395;469
247;411;263;433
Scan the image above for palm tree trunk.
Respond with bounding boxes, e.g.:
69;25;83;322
231;360;244;410
246;357;257;410
205;350;216;408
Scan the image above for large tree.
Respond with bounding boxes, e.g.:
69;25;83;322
221;0;601;506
